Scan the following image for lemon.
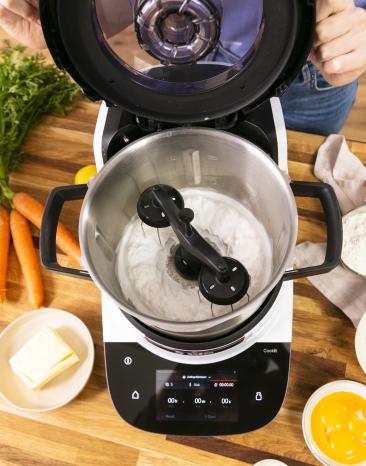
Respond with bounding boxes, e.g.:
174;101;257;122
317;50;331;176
74;165;97;185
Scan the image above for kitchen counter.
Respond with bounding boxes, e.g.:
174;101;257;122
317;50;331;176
1;100;366;466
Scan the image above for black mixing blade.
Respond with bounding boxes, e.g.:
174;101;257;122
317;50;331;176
137;184;250;306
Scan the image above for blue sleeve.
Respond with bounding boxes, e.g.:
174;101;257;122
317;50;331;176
355;0;366;7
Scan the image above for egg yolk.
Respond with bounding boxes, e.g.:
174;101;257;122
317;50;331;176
311;392;366;464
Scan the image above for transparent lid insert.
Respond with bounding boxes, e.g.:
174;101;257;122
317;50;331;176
95;0;264;93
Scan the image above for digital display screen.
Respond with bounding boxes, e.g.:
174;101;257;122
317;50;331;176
156;370;239;422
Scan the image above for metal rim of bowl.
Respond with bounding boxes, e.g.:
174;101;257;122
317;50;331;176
79;127;298;333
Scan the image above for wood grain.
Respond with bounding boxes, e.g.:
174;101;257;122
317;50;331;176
341;74;366;143
0;100;366;466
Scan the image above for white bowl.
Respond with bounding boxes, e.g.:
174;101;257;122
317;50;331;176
0;308;95;412
302;380;366;466
341;205;366;278
253;461;288;466
356;312;366;375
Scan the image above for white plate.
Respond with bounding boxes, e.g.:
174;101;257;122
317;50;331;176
356;311;366;375
0;308;94;412
302;380;366;466
253;461;287;466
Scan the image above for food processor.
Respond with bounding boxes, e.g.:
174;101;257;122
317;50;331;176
39;0;343;435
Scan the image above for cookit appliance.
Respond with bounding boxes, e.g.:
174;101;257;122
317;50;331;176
39;0;343;435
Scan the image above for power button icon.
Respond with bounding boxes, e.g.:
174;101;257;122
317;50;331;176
123;356;133;366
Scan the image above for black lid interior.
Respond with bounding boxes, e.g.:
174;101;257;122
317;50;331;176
40;0;315;123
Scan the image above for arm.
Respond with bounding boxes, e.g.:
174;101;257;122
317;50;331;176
0;0;46;48
310;0;366;86
0;0;133;49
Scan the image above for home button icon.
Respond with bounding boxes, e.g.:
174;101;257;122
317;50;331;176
131;390;140;400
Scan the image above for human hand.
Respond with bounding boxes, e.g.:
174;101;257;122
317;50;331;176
310;0;366;86
0;0;46;48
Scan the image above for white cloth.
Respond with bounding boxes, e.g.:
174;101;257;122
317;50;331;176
295;135;366;327
314;134;366;214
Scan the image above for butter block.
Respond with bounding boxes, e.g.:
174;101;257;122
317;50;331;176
9;327;79;390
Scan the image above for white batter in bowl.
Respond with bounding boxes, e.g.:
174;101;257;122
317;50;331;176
115;188;273;322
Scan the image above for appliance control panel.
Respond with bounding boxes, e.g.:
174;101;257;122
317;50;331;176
105;342;290;435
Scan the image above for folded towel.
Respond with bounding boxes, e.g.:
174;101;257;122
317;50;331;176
314;135;366;214
295;134;366;327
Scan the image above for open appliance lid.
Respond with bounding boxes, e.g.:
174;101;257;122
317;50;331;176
40;0;315;123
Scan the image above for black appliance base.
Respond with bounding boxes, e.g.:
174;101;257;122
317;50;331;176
105;341;290;435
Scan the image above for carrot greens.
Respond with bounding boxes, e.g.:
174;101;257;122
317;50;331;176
0;43;79;206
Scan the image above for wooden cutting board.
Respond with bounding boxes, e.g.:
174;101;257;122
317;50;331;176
1;99;366;466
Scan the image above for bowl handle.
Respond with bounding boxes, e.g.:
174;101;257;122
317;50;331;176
40;184;91;279
283;181;342;281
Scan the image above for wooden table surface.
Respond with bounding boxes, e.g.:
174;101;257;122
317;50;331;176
1;100;366;466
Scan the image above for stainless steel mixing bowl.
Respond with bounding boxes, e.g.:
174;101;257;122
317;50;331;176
41;128;342;340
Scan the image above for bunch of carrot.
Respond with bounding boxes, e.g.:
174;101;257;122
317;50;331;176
0;43;80;308
0;193;80;308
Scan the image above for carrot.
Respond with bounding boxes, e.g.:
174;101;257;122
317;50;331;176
0;207;10;303
10;210;44;309
13;192;81;263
